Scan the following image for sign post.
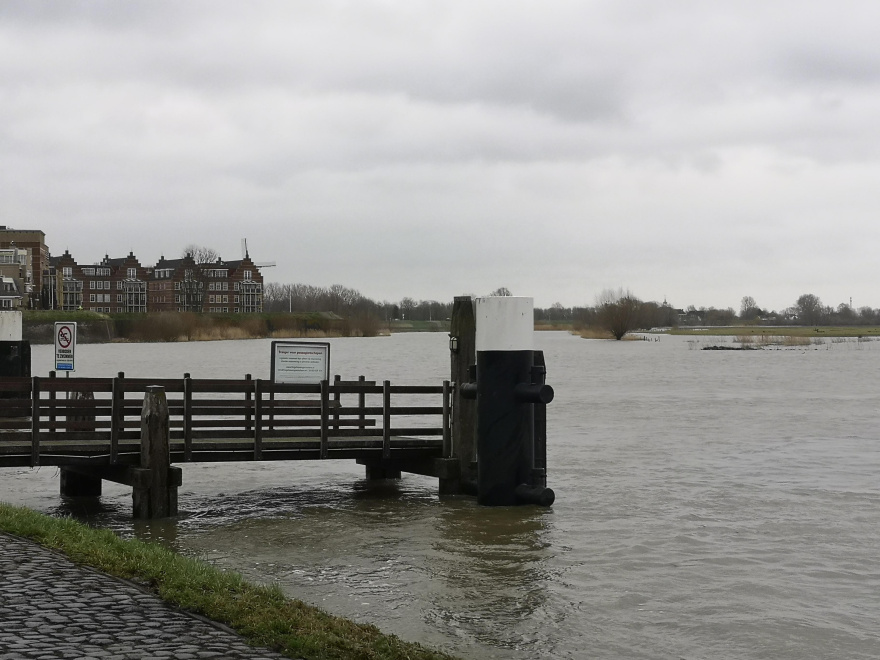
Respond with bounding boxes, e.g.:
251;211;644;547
54;322;76;372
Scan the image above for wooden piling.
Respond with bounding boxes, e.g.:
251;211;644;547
446;296;477;492
133;385;178;519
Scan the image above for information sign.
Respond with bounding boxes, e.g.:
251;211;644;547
271;341;330;384
54;322;77;371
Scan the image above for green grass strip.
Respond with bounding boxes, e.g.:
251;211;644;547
0;503;459;660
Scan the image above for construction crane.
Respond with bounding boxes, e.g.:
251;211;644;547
241;239;276;269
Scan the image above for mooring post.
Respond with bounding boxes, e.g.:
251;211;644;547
472;297;555;506
133;385;178;519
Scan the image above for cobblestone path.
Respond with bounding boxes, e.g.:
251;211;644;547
0;532;292;660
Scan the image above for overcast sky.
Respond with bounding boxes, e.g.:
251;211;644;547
2;1;879;312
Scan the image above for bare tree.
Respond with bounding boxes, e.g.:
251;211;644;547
489;287;512;296
177;245;221;313
740;295;761;321
182;244;220;264
596;288;642;340
399;297;417;319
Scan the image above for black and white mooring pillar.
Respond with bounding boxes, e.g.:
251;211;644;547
0;311;29;379
470;296;555;507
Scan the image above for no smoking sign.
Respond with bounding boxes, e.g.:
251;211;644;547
54;322;77;371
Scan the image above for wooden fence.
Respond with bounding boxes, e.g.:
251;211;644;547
0;373;451;468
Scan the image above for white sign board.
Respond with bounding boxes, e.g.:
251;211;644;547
271;341;330;384
54;322;77;371
0;311;22;341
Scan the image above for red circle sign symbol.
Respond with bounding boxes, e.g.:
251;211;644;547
58;327;72;348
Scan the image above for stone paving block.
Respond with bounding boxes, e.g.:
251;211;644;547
0;533;290;660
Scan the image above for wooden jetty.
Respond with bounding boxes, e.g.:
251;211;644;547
0;372;456;517
0;296;555;515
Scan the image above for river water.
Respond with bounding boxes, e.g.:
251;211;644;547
3;332;880;659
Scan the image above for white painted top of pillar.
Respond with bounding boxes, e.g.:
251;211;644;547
475;297;533;351
0;311;22;341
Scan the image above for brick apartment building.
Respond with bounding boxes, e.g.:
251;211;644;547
0;244;30;309
0;226;48;308
49;250;264;314
0;225;265;313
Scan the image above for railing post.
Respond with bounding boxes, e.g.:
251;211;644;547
382;380;391;459
357;375;366;431
333;374;341;430
183;373;193;462
244;373;253;434
30;376;40;467
320;379;329;459
110;371;124;463
254;379;263;460
48;371;56;436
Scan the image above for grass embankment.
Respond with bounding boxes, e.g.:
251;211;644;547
669;326;880;338
387;320;450;333
0;504;458;660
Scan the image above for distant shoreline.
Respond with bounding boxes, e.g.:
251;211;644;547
666;325;880;338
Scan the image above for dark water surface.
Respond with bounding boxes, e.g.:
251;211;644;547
3;332;880;659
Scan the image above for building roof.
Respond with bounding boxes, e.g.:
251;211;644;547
0;276;23;297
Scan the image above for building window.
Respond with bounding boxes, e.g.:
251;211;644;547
127;268;136;278
90;294;96;302
62;267;72;277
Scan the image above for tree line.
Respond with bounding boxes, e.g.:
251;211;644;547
567;290;880;340
261;279;880;340
262;284;517;323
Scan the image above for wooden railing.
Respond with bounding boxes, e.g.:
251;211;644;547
0;373;451;467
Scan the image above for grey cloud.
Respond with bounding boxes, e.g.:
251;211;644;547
4;1;880;311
